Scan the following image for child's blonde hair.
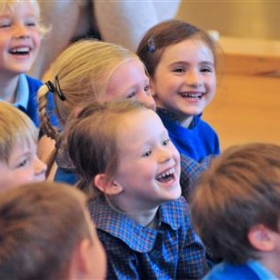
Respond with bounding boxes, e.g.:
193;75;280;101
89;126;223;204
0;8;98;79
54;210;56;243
0;0;48;35
38;39;141;142
0;102;38;164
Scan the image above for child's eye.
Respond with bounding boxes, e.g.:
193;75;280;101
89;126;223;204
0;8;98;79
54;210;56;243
25;17;38;27
142;150;152;157
26;21;37;27
173;67;186;73
144;85;150;92
127;92;136;99
163;139;170;146
26;22;36;27
17;159;27;168
201;66;214;73
144;85;152;96
0;22;11;28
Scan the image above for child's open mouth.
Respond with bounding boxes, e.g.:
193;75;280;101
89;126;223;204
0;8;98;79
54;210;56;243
9;47;31;55
179;92;203;100
156;168;175;183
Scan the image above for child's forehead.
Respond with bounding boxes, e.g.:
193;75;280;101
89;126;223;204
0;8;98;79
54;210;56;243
13;135;37;151
117;109;165;137
15;136;34;151
120;108;153;122
0;136;35;165
166;38;211;53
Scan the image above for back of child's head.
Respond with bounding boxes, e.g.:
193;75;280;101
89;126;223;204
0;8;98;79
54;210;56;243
136;19;217;78
0;101;38;164
38;39;140;142
0;0;46;35
190;143;280;264
65;100;149;198
0;181;92;280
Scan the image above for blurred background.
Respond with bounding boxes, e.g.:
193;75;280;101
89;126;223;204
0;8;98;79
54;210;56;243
177;1;280;40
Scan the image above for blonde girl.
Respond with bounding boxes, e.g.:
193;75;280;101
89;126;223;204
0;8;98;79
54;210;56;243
38;39;155;183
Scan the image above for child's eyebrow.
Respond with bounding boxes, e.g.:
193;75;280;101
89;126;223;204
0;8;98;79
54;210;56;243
199;60;215;65
25;14;38;18
0;15;12;19
169;60;189;66
12;151;30;162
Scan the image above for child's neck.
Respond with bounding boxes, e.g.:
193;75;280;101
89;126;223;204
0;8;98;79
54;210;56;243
112;195;160;228
115;199;159;228
157;106;194;128
144;214;158;229
259;253;280;278
0;75;19;103
129;209;158;229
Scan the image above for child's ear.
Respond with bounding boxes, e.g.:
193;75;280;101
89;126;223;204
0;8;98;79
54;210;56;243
248;224;275;252
94;174;123;195
68;238;93;279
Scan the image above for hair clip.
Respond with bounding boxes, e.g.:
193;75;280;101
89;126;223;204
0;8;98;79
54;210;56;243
55;76;66;101
148;37;156;52
45;81;55;92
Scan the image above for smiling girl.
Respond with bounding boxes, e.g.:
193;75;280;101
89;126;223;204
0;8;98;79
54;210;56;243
65;100;209;279
137;19;220;163
38;39;156;183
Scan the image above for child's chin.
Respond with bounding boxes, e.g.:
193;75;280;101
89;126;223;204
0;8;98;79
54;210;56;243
167;185;182;200
11;65;33;74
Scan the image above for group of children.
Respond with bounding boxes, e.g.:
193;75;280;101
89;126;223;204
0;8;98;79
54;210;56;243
1;1;280;279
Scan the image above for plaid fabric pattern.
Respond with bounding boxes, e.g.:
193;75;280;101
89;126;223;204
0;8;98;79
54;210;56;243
180;154;214;202
88;196;209;280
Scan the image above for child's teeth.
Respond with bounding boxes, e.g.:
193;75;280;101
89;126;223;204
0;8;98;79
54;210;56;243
10;47;30;53
158;168;174;179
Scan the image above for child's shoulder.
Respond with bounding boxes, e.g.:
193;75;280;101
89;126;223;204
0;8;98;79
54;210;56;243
163;196;188;211
204;262;261;280
160;196;190;227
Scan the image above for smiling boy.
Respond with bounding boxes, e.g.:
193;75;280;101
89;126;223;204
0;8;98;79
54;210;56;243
0;102;46;191
0;0;59;164
0;0;42;122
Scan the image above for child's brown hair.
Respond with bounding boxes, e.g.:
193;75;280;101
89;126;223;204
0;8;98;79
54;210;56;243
137;19;219;78
190;143;280;264
66;100;149;198
0;181;91;280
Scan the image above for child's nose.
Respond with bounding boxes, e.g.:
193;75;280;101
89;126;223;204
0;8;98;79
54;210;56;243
186;70;201;87
14;23;30;39
33;156;47;180
158;147;172;163
138;91;156;110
